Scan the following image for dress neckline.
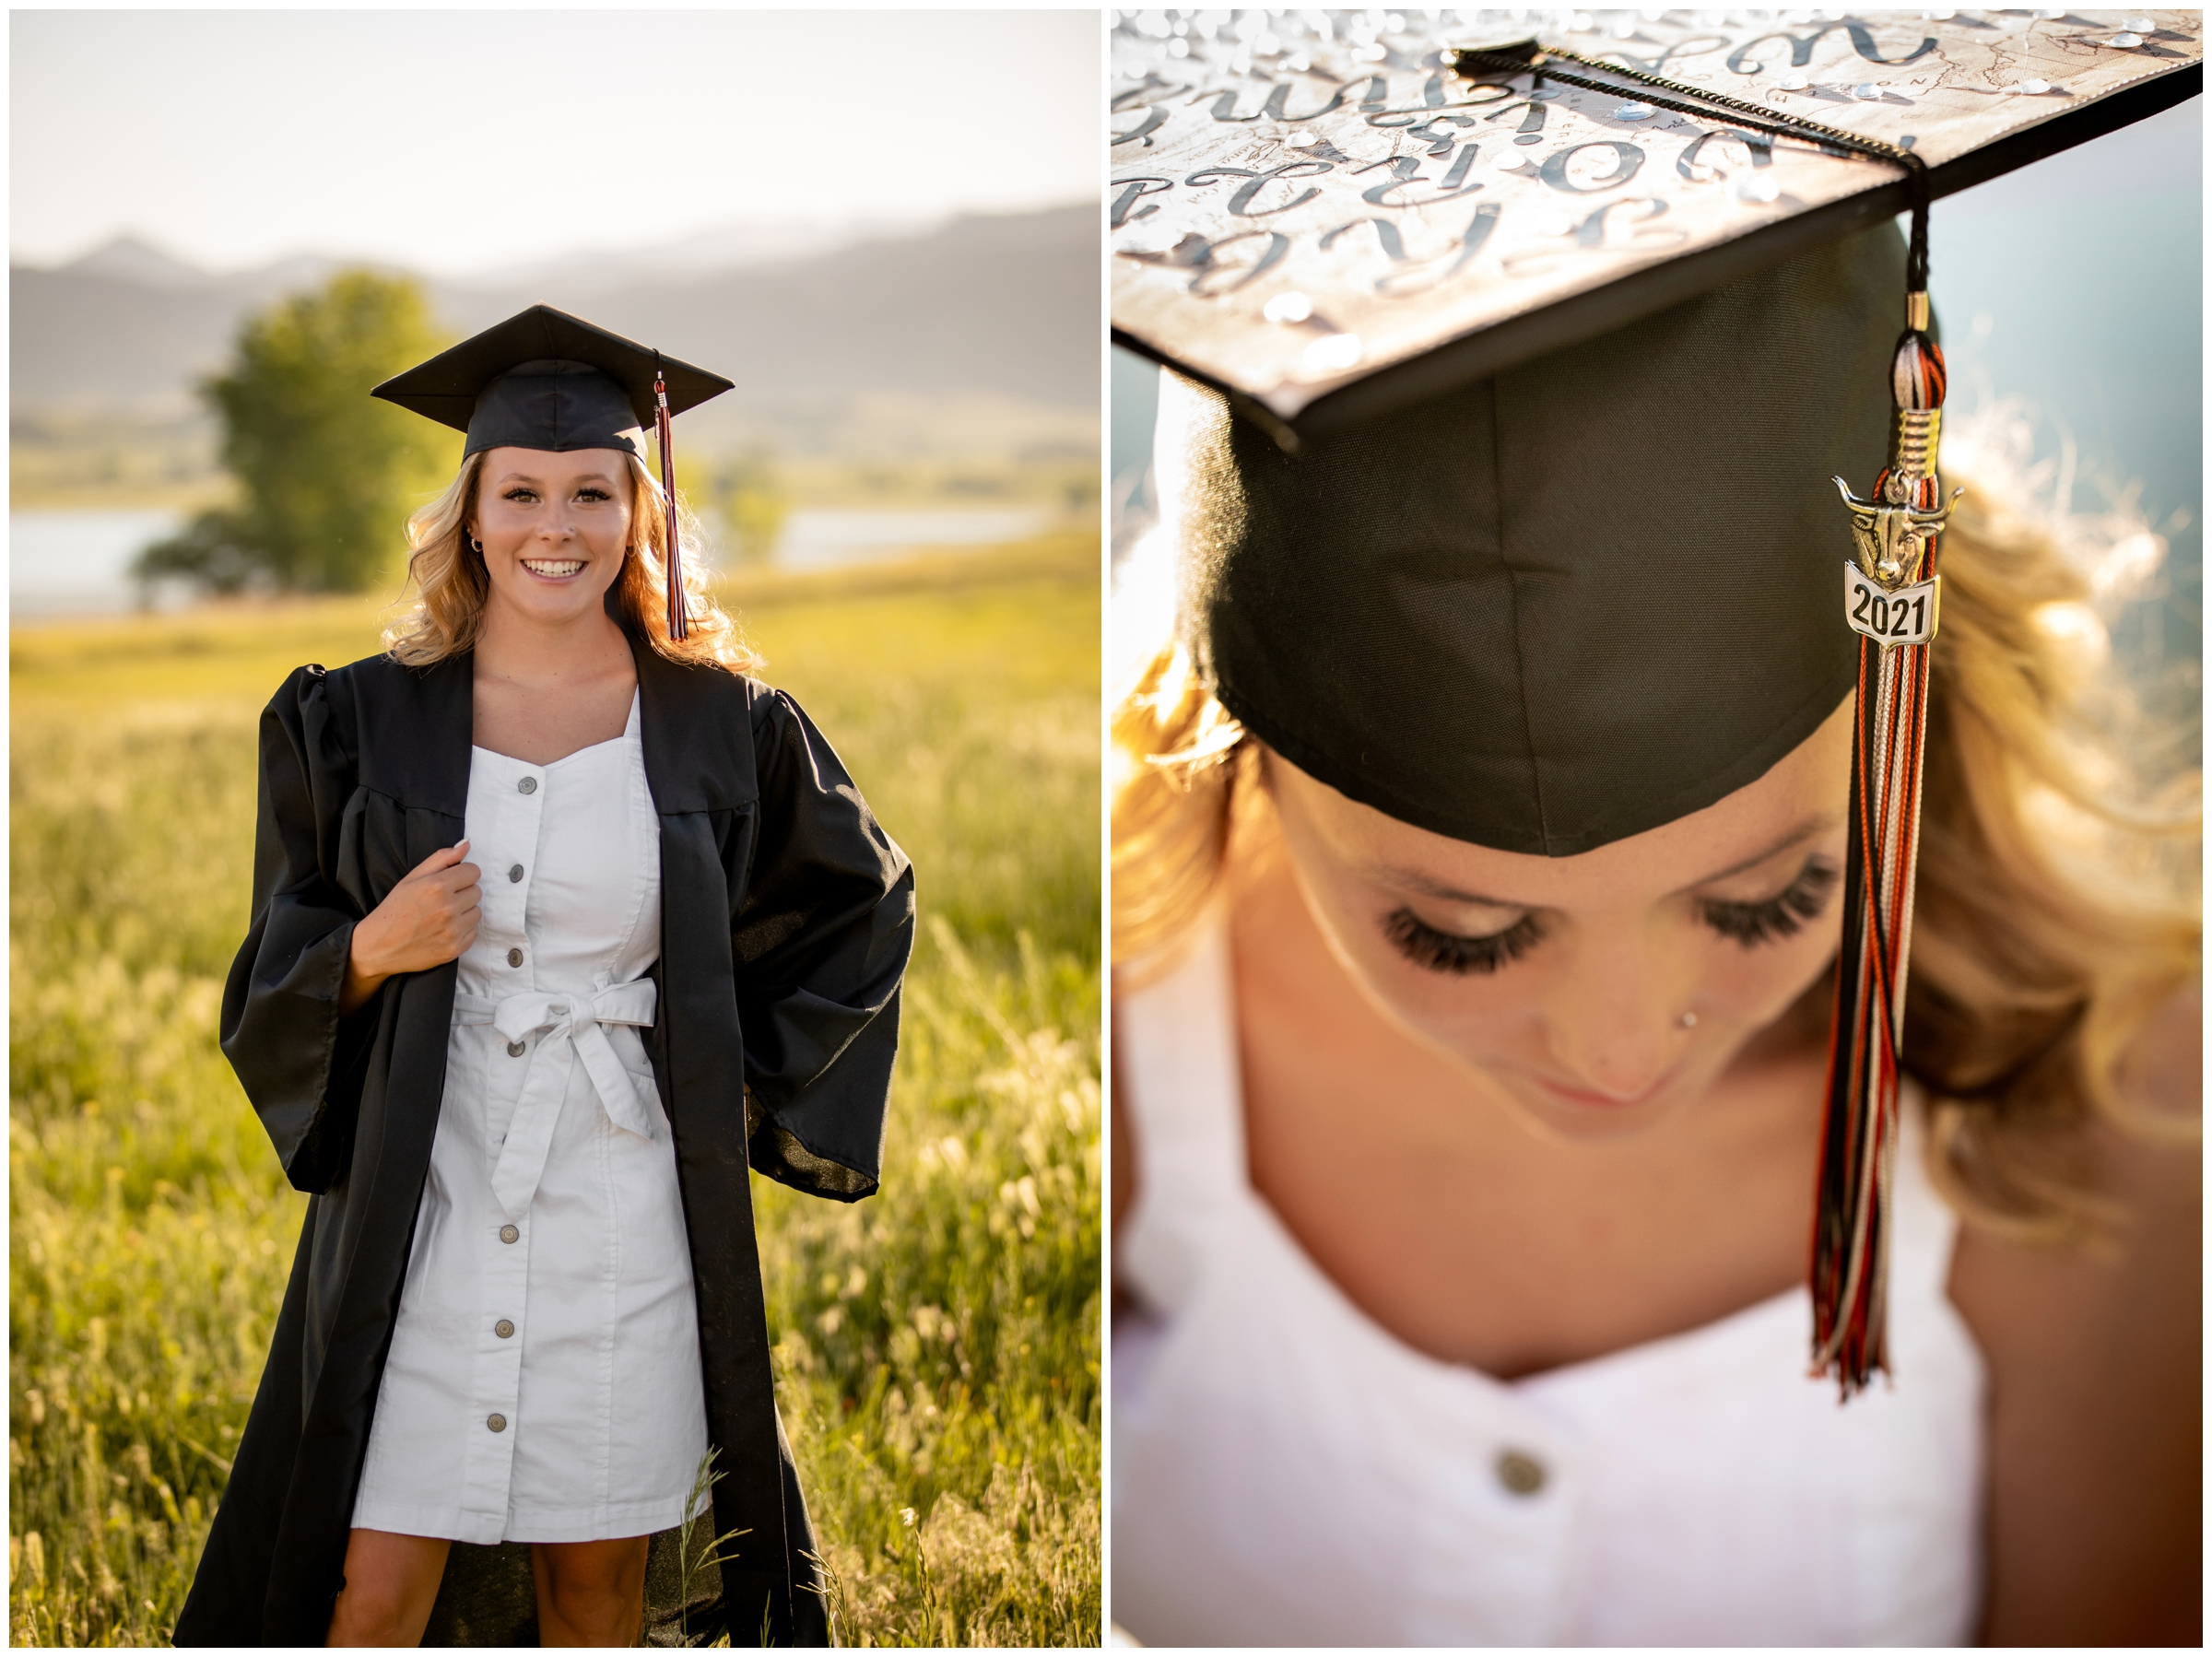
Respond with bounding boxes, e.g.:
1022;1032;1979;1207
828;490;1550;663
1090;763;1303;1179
472;689;640;768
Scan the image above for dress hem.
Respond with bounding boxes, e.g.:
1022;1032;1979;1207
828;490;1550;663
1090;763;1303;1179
349;1491;702;1547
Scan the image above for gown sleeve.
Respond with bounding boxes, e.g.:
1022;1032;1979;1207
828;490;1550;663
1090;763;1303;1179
733;687;916;1201
218;664;378;1194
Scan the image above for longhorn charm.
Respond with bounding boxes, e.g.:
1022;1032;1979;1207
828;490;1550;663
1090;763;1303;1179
1832;474;1964;587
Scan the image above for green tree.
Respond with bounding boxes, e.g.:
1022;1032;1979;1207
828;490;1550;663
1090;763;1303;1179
138;271;456;593
710;449;790;568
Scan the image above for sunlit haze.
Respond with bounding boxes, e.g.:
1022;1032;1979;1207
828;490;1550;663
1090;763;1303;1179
10;9;1099;276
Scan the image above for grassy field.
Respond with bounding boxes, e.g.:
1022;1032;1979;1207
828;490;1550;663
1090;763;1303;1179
8;534;1102;1645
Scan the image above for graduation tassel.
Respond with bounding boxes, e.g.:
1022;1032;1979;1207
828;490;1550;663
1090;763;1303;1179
653;355;689;641
1815;286;1961;1396
1446;27;1952;1399
1434;41;1983;1392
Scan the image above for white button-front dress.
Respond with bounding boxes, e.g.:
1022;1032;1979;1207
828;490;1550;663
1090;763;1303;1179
352;691;711;1545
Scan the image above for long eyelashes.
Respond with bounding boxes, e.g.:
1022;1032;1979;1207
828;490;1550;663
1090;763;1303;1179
1384;908;1546;976
1382;858;1839;974
1700;859;1839;946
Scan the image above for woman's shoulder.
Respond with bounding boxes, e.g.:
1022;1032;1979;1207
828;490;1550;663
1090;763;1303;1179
670;662;833;756
260;652;473;808
610;626;827;743
740;676;817;742
258;655;374;746
1949;981;2199;1334
283;650;465;717
333;649;471;739
251;660;369;792
1946;982;2199;1641
629;643;775;719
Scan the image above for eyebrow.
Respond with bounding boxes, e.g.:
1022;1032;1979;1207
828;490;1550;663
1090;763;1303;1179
1358;864;1524;909
491;474;616;487
1672;814;1838;891
1358;814;1841;911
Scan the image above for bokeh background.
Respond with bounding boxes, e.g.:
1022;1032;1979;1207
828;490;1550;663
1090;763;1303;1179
15;9;1100;606
11;10;1100;1645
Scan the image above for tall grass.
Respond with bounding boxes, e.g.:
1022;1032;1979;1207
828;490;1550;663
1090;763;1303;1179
9;534;1101;1645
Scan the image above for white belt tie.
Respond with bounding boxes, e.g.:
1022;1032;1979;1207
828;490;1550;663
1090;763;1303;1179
453;981;660;1220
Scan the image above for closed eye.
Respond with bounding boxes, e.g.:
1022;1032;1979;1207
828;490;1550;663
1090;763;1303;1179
1384;907;1546;975
1700;858;1839;946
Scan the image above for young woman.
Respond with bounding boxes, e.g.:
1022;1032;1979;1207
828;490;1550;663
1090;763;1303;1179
175;313;913;1646
1109;231;2198;1644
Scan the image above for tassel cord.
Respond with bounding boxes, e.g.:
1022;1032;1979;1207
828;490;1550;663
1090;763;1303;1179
653;354;688;642
1813;646;1879;1367
1815;621;1933;1388
1452;41;1931;288
1816;640;1900;1379
1817;395;1951;1389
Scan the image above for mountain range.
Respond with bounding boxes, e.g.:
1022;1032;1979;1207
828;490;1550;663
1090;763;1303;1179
9;205;1100;454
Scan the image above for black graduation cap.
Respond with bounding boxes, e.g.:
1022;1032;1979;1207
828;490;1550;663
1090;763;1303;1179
1121;11;2201;851
371;304;733;459
1113;12;2200;1398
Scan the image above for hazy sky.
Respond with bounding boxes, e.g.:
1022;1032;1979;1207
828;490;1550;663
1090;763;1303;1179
11;9;1099;276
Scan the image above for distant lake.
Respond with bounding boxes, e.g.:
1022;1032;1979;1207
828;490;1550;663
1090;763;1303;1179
8;506;1059;618
772;507;1053;570
11;510;190;617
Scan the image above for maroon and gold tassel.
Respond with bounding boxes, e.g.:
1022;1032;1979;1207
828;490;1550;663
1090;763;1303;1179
1813;291;1960;1396
653;358;688;641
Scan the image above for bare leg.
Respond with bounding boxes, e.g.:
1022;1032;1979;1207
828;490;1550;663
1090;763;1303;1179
326;1529;453;1646
532;1535;651;1647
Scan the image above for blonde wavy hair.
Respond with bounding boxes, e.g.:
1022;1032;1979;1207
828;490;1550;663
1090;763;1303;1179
384;448;757;671
1112;427;2200;1245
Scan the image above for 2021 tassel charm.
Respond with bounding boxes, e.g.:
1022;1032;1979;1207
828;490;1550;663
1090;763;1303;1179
1814;290;1963;1396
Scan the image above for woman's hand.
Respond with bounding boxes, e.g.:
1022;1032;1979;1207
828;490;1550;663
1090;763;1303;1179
339;841;481;1015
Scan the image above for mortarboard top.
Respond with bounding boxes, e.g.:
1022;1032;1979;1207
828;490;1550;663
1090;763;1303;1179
1112;11;2202;443
371;304;733;459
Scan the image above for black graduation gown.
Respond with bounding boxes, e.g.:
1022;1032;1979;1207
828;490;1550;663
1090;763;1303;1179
172;635;914;1647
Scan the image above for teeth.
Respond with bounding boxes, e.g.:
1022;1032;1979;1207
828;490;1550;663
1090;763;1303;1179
521;558;584;577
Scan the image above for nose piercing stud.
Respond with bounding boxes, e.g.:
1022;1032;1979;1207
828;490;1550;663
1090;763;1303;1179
1678;1011;1699;1028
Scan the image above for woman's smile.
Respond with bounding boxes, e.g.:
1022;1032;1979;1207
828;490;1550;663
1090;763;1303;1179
519;556;587;580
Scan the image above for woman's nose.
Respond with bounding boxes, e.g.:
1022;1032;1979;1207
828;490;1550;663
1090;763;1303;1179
1540;934;1688;1100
